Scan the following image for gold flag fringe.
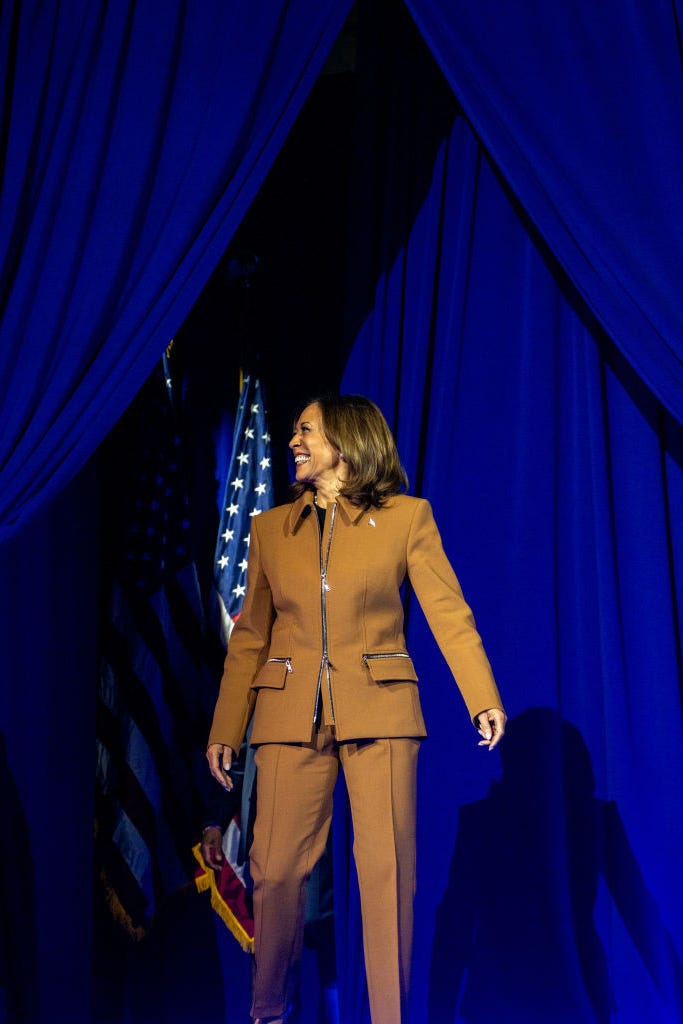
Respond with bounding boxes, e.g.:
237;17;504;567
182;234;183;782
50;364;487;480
192;842;254;954
99;868;148;942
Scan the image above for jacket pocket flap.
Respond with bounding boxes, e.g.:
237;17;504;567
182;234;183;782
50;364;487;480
363;653;418;683
251;658;291;689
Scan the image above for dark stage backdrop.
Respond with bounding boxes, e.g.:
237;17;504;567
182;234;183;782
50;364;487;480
1;2;683;1023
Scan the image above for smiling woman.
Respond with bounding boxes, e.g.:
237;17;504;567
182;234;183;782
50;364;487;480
205;394;505;1024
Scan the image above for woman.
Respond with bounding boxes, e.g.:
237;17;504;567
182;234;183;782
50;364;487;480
207;395;506;1024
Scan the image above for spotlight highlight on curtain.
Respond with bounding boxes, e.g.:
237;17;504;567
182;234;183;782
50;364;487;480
341;10;683;1022
0;0;352;542
404;0;683;425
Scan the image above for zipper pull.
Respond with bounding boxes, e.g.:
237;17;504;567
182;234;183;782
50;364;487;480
285;658;293;672
321;573;331;592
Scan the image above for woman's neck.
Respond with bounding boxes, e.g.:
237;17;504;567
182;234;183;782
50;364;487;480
313;476;344;508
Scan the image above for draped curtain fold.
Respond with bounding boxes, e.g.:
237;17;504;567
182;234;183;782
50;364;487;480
404;0;683;425
0;0;352;541
341;6;683;1021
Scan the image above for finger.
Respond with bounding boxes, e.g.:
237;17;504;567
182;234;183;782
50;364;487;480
475;712;493;744
220;747;234;790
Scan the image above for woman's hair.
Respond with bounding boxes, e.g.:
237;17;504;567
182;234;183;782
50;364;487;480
291;394;408;508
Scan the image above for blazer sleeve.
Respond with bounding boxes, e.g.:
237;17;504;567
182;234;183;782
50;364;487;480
208;515;275;753
406;499;504;722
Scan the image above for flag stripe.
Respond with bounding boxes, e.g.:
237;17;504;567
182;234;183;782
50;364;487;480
97;679;196;912
99;632;196;861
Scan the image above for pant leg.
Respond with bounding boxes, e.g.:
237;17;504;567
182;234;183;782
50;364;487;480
250;727;339;1019
340;738;420;1024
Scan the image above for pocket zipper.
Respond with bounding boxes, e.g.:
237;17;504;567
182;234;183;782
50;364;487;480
362;652;411;667
267;657;292;672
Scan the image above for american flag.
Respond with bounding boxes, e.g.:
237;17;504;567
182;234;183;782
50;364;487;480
213;375;273;643
194;374;273;950
95;353;217;937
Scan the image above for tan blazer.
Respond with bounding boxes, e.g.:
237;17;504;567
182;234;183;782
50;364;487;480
208;490;503;751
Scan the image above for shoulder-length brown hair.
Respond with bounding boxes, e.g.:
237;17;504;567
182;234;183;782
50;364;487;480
291;395;408;509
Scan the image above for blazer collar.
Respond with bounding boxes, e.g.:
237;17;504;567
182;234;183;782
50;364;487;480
287;489;367;533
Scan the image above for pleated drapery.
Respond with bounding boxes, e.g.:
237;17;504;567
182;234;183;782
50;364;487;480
341;8;683;1020
0;0;352;540
405;0;683;424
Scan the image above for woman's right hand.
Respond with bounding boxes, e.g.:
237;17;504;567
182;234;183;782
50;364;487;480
206;743;235;791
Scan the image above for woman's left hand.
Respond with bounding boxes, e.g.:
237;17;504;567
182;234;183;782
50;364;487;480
475;708;507;750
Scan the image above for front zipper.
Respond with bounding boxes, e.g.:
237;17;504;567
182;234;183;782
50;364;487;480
313;503;337;723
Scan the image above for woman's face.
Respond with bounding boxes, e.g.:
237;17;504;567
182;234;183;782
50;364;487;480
289;403;344;490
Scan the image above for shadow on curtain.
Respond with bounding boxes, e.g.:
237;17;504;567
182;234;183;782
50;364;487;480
340;5;683;1022
429;709;683;1024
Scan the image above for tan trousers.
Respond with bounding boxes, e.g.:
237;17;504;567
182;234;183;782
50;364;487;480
250;726;419;1024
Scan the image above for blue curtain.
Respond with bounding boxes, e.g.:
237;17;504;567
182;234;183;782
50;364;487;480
403;0;683;425
0;3;351;1020
0;0;352;541
341;9;683;1022
0;464;100;1024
